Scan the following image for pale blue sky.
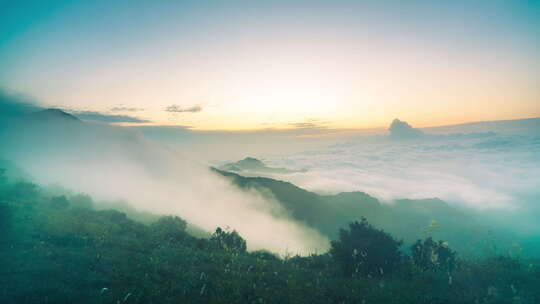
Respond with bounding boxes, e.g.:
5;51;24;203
1;0;539;129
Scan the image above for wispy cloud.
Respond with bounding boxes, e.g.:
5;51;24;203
71;111;150;123
110;106;144;112
165;104;203;113
289;118;329;129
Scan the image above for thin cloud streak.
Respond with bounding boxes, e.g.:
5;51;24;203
110;106;144;112
165;105;203;113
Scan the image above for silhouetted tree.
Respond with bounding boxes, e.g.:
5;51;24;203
0;169;7;201
69;194;94;209
50;195;70;209
330;217;403;277
151;215;188;244
0;168;6;185
0;202;10;247
411;237;457;272
8;181;38;201
210;227;247;254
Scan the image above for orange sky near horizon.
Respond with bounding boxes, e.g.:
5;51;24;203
1;0;539;130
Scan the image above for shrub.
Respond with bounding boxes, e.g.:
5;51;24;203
210;227;247;254
49;195;70;209
330;217;403;277
411;237;457;272
151;215;188;244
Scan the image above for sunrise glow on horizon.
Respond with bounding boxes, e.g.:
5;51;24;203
1;0;539;130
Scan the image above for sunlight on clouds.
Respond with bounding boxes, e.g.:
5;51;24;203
259;130;540;211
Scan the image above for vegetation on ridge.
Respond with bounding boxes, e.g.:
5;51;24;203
1;168;539;303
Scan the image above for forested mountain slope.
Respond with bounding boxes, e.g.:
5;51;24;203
215;168;529;256
1;168;539;303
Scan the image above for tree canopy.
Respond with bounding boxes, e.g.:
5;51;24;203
1;169;539;303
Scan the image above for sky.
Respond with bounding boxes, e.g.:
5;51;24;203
1;0;539;130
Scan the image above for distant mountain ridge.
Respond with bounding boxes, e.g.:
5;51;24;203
220;157;306;174
30;108;80;122
421;117;540;135
213;168;522;256
4;103;531;256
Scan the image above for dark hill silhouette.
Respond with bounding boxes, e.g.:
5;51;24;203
30;108;80;122
213;168;515;255
220;157;306;174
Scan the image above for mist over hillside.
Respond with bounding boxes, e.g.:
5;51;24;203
1;92;539;303
214;168;538;257
2;0;540;302
2;90;539;256
2;173;539;303
0;92;328;255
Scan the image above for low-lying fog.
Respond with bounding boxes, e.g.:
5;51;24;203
0;93;329;255
219;119;540;235
2;91;539;254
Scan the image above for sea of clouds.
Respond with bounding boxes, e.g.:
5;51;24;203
261;121;540;214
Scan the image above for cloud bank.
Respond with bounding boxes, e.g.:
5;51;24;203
0;92;328;255
388;118;424;139
257;121;540;215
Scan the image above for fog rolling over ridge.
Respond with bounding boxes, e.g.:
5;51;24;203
211;118;540;235
2;89;540;254
0;92;329;255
